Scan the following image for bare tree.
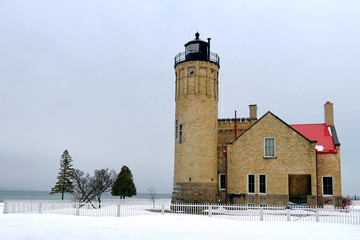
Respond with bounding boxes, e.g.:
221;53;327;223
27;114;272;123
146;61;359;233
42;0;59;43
93;169;117;208
71;168;116;208
71;169;96;207
147;186;156;208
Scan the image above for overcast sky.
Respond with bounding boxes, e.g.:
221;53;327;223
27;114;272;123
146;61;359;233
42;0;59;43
0;1;359;195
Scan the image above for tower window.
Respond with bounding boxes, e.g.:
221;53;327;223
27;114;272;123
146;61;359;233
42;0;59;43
179;124;184;144
264;138;275;157
219;174;226;190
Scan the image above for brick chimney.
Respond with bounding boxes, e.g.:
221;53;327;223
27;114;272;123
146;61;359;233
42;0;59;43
324;101;334;126
249;104;257;120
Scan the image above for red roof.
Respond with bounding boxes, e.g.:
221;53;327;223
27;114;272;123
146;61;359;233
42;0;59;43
290;123;337;153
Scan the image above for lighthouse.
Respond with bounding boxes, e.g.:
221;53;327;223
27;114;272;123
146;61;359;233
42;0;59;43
172;32;220;203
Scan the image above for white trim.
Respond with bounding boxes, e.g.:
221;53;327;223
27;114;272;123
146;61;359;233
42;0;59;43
247;174;256;194
258;174;267;194
322;176;334;196
219;173;226;190
264;137;276;157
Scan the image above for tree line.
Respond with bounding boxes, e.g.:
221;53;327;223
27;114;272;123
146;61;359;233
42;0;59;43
50;150;136;207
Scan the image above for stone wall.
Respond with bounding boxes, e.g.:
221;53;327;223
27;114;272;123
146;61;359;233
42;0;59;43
229;194;289;206
307;195;342;207
172;182;218;203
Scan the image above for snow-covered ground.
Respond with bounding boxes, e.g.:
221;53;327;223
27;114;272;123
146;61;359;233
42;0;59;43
1;203;359;240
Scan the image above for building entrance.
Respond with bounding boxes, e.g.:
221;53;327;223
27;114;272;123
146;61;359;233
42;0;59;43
288;174;311;204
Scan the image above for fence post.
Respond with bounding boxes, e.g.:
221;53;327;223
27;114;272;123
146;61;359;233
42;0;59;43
316;208;319;222
117;204;121;217
209;205;212;217
3;201;7;214
76;203;80;216
38;203;42;214
161;205;164;215
287;208;291;221
260;207;264;221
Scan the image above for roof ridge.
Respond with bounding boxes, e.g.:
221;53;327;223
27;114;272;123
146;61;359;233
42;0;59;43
227;111;316;144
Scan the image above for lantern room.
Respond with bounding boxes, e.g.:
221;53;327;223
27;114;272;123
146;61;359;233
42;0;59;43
185;32;209;61
174;32;220;68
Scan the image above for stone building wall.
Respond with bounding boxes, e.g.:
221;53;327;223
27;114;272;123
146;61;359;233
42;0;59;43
226;112;318;206
217;117;255;203
317;146;342;207
172;60;219;203
218;118;254;145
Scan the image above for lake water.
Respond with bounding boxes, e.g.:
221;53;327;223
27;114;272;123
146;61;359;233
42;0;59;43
0;190;171;202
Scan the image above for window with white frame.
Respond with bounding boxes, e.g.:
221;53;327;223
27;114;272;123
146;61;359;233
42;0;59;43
259;175;266;194
248;174;255;194
179;124;184;143
219;174;226;190
322;176;333;195
264;138;275;157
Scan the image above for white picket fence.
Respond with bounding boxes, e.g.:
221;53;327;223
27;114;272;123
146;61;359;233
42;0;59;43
3;200;360;225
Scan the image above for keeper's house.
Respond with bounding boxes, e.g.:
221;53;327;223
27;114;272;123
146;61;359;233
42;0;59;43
219;102;341;207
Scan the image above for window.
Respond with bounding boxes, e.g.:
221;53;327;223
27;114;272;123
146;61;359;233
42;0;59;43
175;120;178;139
264;138;275;157
179;124;184;143
259;175;266;194
248;174;255;194
323;176;333;195
219;174;226;190
186;43;199;53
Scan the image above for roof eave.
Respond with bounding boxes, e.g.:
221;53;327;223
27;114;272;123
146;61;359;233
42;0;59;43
316;150;338;154
330;126;341;146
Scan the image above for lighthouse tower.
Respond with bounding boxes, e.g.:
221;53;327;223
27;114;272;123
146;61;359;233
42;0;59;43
172;32;220;203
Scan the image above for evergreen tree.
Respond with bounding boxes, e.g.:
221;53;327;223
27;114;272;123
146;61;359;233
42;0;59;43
111;165;136;199
50;149;74;200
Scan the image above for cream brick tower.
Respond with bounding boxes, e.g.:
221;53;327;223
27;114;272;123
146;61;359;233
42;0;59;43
172;33;220;203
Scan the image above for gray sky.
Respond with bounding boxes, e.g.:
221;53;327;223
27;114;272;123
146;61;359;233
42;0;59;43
0;1;359;195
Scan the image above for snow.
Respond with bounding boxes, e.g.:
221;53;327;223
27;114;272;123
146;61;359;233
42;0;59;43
316;145;324;151
1;203;360;240
328;127;332;136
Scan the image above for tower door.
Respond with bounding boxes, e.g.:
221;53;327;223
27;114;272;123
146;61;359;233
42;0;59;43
288;174;311;204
